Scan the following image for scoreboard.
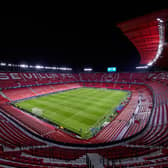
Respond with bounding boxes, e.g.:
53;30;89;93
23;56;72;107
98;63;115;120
107;67;117;72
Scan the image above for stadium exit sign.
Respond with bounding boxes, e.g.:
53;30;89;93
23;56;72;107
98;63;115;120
107;67;117;72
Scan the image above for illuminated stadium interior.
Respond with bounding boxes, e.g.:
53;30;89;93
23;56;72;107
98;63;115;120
0;7;168;168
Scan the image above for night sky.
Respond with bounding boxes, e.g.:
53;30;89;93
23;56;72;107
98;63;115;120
0;6;167;72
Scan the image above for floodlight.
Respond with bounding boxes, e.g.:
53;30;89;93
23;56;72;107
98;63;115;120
157;18;164;23
0;62;6;66
147;19;164;66
20;64;28;68
58;67;72;71
60;67;66;70
84;68;93;72
136;66;148;69
35;65;44;69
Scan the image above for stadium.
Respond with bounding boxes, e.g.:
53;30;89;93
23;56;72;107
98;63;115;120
0;8;168;167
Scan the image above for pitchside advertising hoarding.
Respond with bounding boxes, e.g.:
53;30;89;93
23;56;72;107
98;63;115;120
107;67;117;72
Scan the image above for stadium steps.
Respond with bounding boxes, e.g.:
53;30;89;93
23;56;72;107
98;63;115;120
30;87;38;95
115;123;130;140
87;153;104;168
49;84;57;91
129;81;168;146
21;152;87;165
0;91;11;101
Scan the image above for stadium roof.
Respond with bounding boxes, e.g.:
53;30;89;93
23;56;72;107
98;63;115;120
118;9;168;67
0;6;167;72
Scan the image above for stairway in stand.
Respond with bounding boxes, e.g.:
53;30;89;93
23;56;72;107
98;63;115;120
87;153;104;168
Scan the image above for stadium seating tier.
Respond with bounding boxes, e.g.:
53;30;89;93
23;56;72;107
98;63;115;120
0;71;168;167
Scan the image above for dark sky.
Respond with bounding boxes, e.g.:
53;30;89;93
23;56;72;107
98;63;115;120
0;6;167;72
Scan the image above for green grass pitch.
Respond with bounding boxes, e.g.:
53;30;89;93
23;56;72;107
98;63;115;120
15;87;128;139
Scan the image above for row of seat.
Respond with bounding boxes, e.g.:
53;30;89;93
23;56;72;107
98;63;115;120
0;82;153;145
0;72;168;167
130;81;168;147
0;150;87;168
84;83;152;143
1;72;168;90
0;112;87;167
2;83;81;101
0;113;45;148
104;80;168;167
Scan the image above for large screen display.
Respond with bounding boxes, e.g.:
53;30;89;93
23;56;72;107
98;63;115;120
107;67;117;72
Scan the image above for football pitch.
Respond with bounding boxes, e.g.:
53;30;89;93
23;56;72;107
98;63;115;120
15;87;128;139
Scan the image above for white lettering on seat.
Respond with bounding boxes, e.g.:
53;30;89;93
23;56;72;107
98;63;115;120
0;73;9;80
10;73;21;80
23;73;33;80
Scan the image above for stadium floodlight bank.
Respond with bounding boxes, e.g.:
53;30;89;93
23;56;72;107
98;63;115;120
84;68;93;72
136;66;149;69
0;62;72;71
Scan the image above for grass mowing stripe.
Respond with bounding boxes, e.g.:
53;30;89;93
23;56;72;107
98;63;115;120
16;87;128;139
20;97;99;127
